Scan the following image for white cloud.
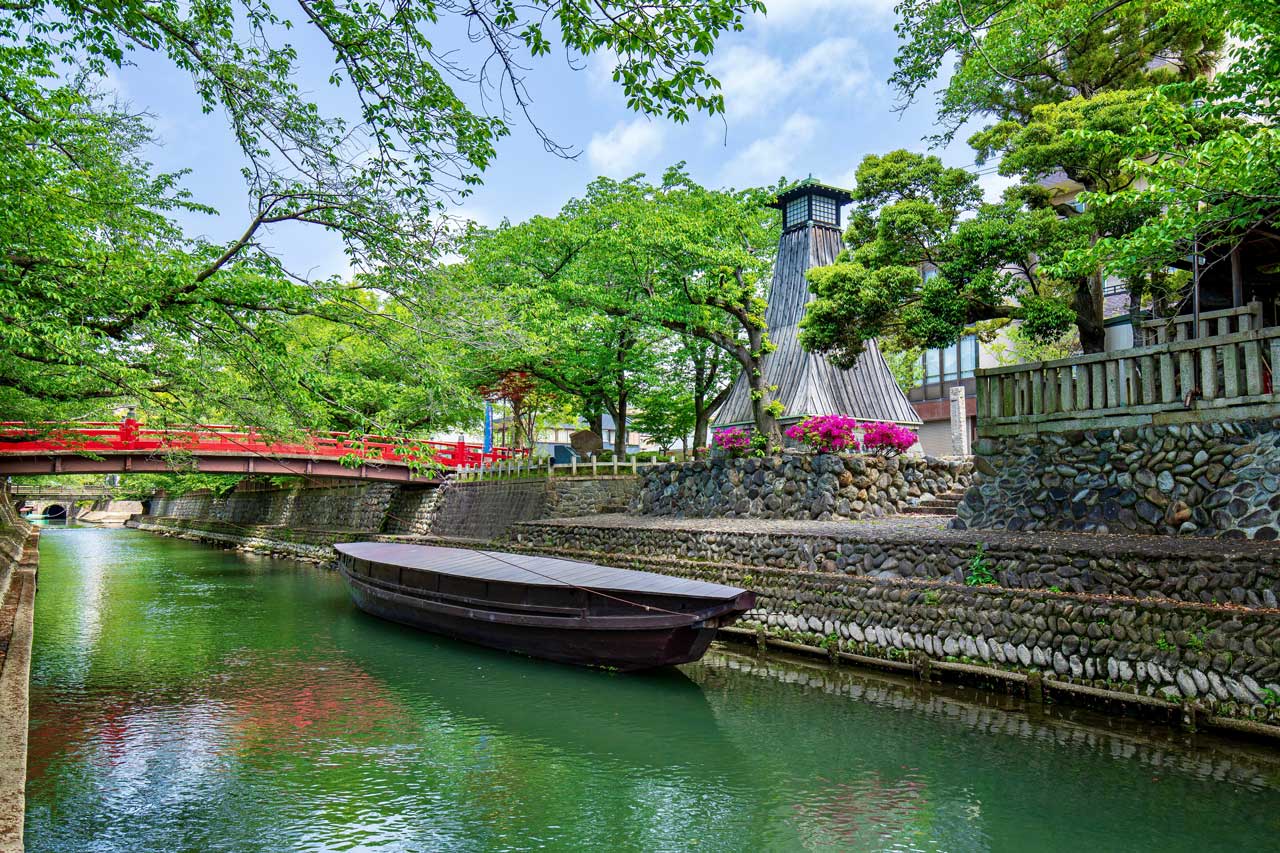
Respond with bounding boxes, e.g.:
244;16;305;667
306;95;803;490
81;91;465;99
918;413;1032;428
753;0;898;30
585;49;619;94
722;112;820;186
586;118;666;177
714;38;871;122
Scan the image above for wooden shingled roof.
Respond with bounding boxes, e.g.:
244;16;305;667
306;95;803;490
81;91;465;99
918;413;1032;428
716;223;922;427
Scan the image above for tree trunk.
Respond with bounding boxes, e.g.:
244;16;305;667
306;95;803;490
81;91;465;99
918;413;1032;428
613;401;628;458
693;410;710;456
748;366;782;447
1074;275;1106;354
584;406;603;440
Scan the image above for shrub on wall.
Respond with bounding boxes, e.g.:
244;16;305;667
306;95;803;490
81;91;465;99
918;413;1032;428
712;426;751;456
784;416;919;456
860;422;918;457
784;415;860;452
712;427;770;458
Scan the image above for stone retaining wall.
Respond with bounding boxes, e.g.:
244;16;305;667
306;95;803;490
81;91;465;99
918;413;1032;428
513;516;1280;607
510;516;1280;725
959;417;1280;538
633;453;971;520
150;482;396;531
148;475;641;540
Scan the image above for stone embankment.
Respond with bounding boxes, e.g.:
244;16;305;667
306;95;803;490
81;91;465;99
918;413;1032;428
0;490;39;851
128;466;1280;737
959;416;1280;538
512;513;1280;734
135;474;640;560
633;452;971;520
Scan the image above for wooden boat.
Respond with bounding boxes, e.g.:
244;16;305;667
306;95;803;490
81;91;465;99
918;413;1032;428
334;542;754;671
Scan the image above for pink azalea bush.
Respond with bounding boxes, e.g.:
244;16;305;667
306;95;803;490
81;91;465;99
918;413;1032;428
785;416;918;456
859;421;918;456
784;415;860;452
712;426;751;455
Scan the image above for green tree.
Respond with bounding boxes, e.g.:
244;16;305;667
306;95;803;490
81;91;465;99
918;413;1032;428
630;335;736;454
1074;1;1280;277
835;1;1230;358
463;170;778;448
892;0;1227;140
1;0;761;433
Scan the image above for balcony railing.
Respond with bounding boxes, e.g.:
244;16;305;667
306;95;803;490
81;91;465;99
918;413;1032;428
1137;301;1263;347
976;324;1280;436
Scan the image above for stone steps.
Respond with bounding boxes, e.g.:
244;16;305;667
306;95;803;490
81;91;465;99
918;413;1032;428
904;490;965;517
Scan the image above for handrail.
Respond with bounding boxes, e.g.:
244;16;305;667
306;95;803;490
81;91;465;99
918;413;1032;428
1137;301;1263;348
976;325;1280;436
0;421;529;469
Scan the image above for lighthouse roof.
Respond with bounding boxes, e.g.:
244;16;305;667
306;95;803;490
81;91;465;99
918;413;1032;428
767;178;854;210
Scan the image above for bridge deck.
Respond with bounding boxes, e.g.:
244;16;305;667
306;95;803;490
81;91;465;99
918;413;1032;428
0;421;526;481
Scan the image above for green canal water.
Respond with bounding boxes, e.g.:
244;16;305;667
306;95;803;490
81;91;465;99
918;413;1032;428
24;527;1280;852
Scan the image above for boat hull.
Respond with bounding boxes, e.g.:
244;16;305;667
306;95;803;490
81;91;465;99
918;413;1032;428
334;546;753;671
345;572;721;670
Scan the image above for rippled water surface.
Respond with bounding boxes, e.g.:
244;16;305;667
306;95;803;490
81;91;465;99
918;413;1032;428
26;528;1280;851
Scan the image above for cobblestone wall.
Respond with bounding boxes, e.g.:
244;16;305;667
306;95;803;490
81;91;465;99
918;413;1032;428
510;518;1280;724
633;453;971;520
513;516;1280;606
547;476;636;517
959;417;1280;538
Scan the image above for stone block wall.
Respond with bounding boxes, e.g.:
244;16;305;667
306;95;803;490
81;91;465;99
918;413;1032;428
546;476;636;517
510;518;1280;723
512;518;1280;607
633;453;971;520
148;475;642;540
0;489;33;600
959;417;1280;538
150;481;396;531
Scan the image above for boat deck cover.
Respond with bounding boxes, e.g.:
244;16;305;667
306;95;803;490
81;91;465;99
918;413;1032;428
335;542;746;599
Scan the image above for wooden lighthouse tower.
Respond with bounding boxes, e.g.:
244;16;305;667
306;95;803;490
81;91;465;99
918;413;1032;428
716;179;922;429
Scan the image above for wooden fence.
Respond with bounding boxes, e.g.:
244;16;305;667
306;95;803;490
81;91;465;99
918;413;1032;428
1137;301;1262;347
455;454;680;481
976;325;1280;436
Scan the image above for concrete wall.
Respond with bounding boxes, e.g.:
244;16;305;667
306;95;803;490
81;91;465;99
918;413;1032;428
917;421;956;458
958;416;1280;538
633;453;972;520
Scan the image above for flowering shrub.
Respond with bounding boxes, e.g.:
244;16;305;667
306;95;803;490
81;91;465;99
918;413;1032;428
784;415;860;452
784;416;918;456
860;421;918;456
711;427;772;457
712;427;751;456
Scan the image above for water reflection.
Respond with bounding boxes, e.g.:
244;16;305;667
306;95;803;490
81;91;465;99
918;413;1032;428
336;613;737;771
25;529;1280;852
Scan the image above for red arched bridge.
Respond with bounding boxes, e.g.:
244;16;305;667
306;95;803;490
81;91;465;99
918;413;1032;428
0;421;526;482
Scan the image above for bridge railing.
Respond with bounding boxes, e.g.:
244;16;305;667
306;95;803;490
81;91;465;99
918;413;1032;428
456;453;682;481
0;422;527;469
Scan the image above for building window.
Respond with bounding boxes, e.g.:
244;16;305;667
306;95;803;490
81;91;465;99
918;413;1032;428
922;335;978;386
785;197;808;229
811;194;837;225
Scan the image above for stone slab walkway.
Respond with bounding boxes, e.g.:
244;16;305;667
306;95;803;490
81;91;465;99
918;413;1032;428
524;513;1280;560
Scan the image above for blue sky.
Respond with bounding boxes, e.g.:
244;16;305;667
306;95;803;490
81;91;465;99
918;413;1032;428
105;0;1004;279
